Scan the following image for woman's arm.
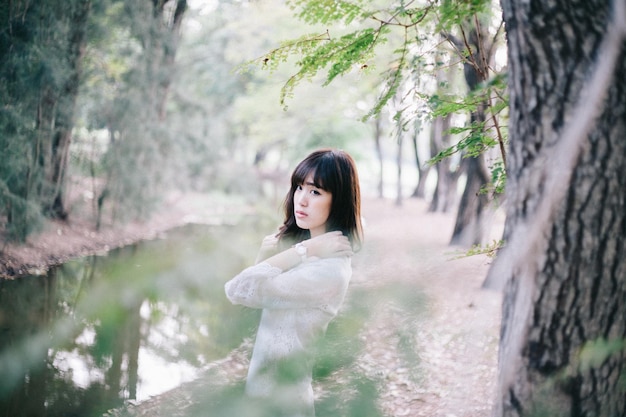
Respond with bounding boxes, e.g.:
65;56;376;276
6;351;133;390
261;230;352;271
225;257;351;310
225;231;353;309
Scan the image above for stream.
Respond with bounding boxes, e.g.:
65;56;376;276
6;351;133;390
0;221;264;417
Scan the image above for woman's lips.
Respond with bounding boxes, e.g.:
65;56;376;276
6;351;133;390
295;211;307;218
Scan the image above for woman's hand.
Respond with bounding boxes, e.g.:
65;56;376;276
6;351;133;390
304;231;353;259
256;231;351;271
255;233;279;264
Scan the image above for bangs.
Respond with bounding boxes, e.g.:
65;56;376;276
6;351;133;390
292;158;331;190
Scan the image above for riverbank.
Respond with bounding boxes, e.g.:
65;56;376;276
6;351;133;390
105;197;504;417
2;193;505;416
0;192;243;279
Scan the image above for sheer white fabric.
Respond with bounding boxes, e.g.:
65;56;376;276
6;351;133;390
225;256;352;417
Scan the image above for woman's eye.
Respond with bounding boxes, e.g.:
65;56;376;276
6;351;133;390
296;185;303;191
311;190;321;195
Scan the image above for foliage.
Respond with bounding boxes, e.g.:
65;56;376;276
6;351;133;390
289;0;369;25
248;28;384;108
438;0;493;31
449;239;504;259
0;85;42;239
428;73;508;163
246;0;509;198
0;0;198;240
0;0;88;240
82;0;189;223
245;0;437;113
577;338;626;373
1;0;509;243
207;0;374;177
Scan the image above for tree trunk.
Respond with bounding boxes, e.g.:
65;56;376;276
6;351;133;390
395;117;403;206
154;0;187;121
428;52;458;212
446;23;493;244
99;0;187;223
0;0;92;239
493;0;626;415
428;113;457;212
450;154;490;245
450;89;491;245
373;116;384;199
410;120;430;199
45;0;92;219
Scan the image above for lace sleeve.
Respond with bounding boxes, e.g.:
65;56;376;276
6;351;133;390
224;258;351;310
225;262;282;306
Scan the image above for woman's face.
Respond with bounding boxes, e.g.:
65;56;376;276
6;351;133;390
293;172;332;238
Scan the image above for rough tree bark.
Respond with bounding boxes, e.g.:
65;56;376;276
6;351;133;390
490;0;626;415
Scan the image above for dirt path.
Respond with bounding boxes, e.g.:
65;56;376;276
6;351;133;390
109;197;503;417
353;197;503;417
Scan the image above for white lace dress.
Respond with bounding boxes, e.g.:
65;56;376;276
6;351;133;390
224;256;352;417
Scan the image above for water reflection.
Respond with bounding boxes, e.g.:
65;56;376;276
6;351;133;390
0;222;262;417
1;219;430;417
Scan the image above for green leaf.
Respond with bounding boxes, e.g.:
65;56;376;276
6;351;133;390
437;0;492;31
578;338;626;372
324;29;377;84
271;28;385;108
479;158;507;196
287;0;369;25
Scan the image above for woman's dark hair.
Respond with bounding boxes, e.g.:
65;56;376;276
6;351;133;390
277;148;363;250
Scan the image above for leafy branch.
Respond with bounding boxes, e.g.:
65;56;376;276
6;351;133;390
240;30;332;73
242;1;437;111
288;0;369;25
448;239;505;260
246;0;510;201
427;72;508;164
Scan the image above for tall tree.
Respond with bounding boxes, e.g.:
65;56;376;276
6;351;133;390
410;119;431;200
487;0;626;415
0;0;92;240
373;115;385;199
427;57;458;212
443;16;500;245
95;0;187;223
428;112;457;212
45;0;92;220
250;0;506;245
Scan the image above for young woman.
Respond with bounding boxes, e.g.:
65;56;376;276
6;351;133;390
224;148;363;417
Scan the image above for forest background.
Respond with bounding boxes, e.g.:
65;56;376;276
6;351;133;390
1;0;625;416
0;0;506;248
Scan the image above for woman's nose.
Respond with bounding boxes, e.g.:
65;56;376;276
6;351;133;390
297;192;308;206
